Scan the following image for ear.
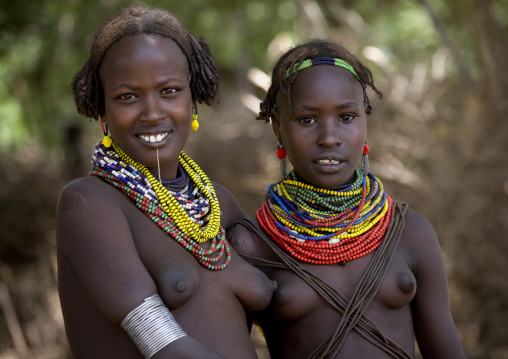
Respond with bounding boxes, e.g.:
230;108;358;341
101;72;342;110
270;107;281;139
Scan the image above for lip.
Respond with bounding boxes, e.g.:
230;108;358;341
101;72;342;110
313;153;345;173
314;153;344;163
136;129;173;146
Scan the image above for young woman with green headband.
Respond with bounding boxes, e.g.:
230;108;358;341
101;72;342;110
56;5;276;359
229;39;465;359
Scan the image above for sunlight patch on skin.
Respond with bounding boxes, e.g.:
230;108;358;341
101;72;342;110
68;189;87;208
64;189;94;233
143;34;159;46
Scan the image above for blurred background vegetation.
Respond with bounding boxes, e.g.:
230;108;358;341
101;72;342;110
0;0;507;358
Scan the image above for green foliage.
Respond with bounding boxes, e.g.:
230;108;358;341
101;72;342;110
1;0;505;151
0;0;301;149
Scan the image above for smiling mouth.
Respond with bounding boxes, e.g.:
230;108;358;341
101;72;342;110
138;132;169;143
316;159;340;164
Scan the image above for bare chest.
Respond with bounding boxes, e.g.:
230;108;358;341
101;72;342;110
265;249;417;321
122;201;274;311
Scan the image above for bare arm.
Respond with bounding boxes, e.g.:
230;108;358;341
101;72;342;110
57;178;157;322
57;178;226;358
405;210;465;359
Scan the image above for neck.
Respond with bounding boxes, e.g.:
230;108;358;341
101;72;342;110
287;169;362;191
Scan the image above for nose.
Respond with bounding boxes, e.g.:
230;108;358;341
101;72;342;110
140;94;166;123
316;118;342;147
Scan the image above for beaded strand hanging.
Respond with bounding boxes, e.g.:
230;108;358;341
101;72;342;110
90;142;231;270
256;169;394;265
111;143;221;242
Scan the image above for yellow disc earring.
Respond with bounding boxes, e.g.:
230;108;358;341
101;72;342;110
192;106;199;132
101;118;112;147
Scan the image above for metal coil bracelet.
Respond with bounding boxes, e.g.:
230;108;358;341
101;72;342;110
121;294;187;358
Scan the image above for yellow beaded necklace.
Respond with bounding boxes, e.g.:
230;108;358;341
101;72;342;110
112;143;221;243
266;170;389;240
273;201;389;239
276;179;365;217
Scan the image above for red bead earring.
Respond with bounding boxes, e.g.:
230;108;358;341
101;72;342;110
276;140;286;179
362;144;369;156
276;140;286;159
361;143;369;175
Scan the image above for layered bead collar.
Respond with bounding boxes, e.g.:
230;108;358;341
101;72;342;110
90;142;231;270
256;169;393;265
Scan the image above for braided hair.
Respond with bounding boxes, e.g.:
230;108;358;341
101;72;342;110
72;5;220;120
258;39;382;122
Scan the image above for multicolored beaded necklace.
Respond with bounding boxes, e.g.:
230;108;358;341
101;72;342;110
90;142;231;270
256;169;394;265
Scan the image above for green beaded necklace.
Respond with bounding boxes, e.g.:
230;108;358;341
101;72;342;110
256;169;393;264
112;143;221;243
91;142;231;270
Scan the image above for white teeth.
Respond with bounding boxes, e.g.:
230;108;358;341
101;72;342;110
317;159;339;164
139;133;168;143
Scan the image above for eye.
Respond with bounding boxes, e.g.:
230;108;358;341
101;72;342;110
298;116;316;124
340;114;356;123
161;88;177;95
118;93;136;100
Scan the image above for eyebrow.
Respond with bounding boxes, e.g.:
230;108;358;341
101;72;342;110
109;83;136;92
108;77;185;92
294;101;361;112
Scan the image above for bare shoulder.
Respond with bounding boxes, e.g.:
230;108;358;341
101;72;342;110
56;176;131;255
57;176;157;323
57;176;118;211
403;208;436;234
57;176;122;221
401;209;439;247
399;207;444;274
57;177;107;225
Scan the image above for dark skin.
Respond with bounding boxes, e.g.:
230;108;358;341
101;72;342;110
57;34;276;359
230;65;465;358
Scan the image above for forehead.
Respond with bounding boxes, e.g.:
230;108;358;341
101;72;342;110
292;65;362;100
276;65;364;112
100;33;188;75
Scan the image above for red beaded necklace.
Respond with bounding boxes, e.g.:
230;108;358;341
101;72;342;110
256;170;394;265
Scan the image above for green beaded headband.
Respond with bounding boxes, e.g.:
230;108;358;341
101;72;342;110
274;57;365;109
285;57;359;79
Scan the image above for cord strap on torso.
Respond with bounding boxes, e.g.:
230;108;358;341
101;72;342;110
237;201;411;359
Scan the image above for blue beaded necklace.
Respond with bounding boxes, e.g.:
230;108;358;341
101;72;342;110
257;168;394;264
90;142;231;270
